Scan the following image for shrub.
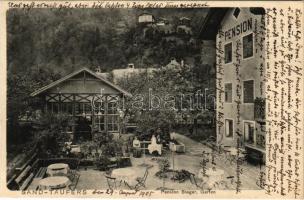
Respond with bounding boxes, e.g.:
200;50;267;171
158;158;170;172
34;112;74;158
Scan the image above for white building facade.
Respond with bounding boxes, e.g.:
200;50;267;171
201;8;266;160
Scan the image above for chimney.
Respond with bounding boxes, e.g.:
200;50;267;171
127;63;135;69
95;66;101;73
170;57;176;63
95;66;103;77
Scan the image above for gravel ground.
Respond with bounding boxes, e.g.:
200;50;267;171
75;133;264;191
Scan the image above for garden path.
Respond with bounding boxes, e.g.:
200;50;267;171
75;133;264;191
173;132;264;190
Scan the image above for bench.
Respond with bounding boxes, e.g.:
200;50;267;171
245;145;265;165
6;174;18;190
19;173;34;190
35;167;47;179
7;150;38;190
15;153;37;172
26;167;47;190
31;159;40;171
26;178;40;191
15;166;31;186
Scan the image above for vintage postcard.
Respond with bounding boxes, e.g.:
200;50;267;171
0;0;303;199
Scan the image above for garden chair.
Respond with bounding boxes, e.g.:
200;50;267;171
68;170;80;190
238;149;248;165
124;180;135;190
107;157;118;170
107;163;118;170
226;176;235;186
210;176;234;190
76;159;81;170
134;168;149;190
68;169;80;181
189;173;199;187
189;173;206;189
224;147;247;165
68;177;80;190
104;173;117;190
215;180;229;190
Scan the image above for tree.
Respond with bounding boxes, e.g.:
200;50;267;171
116;63;197;133
7;67;61;145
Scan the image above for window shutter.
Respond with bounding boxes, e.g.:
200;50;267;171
224;43;232;63
243;33;253;58
243;80;254;103
225;83;232;103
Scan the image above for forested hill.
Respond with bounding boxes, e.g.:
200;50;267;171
7;8;207;76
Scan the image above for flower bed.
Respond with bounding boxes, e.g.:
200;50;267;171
155;169;193;183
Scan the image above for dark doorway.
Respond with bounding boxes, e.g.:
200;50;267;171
75;116;92;141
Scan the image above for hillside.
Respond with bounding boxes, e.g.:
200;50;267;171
7;8;207;76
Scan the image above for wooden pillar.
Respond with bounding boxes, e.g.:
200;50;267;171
44;96;47;113
91;94;95;139
105;94;108;136
72;94;76;117
72;94;76;138
119;95;123;135
58;94;62;113
116;95;120;134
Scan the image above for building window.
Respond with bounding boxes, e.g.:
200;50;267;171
244;121;255;145
108;102;118;114
243;33;253;58
224;43;232;64
225;119;233;137
225;83;232;103
108;115;119;132
61;103;73;114
75;103;81;115
243;80;254;103
50;102;59;113
95;115;105;132
93;102;105;115
233;8;240;18
84;103;92;115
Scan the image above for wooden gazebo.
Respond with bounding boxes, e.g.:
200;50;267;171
30;68;131;140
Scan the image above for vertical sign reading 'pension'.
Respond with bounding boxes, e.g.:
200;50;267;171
265;7;303;198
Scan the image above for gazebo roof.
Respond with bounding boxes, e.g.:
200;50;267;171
30;67;132;97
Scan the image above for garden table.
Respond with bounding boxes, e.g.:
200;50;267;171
47;163;70;176
70;145;81;153
206;168;224;188
39;176;70;190
111;167;145;185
